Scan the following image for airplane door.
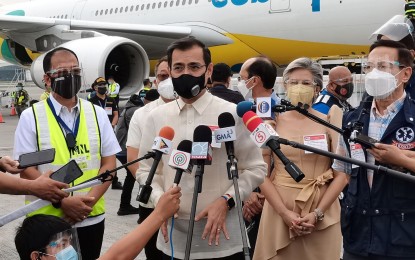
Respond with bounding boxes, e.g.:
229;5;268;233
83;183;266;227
270;0;291;13
71;0;87;20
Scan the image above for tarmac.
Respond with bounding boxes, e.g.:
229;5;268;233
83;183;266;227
0;86;146;259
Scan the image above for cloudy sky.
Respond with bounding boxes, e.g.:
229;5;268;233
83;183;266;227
0;0;29;6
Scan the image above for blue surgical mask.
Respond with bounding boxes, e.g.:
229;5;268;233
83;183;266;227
55;245;79;260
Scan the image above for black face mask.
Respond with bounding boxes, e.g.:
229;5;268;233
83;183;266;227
171;73;206;99
97;87;107;95
51;74;81;99
334;82;354;99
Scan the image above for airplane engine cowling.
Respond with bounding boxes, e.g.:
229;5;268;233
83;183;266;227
31;36;149;99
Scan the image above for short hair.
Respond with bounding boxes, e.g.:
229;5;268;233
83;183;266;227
246;56;277;89
43;47;79;74
283;57;323;88
144;88;160;101
377;33;415;51
369;40;413;67
212;63;232;83
154;56;168;74
15;215;71;260
143;78;151;86
166;37;211;67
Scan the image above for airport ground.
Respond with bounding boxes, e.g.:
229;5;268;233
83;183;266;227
0;86;146;259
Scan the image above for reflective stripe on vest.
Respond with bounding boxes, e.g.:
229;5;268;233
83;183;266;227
26;99;103;218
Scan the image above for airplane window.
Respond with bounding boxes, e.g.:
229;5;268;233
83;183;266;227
61;15;64;18
120;7;123;13
170;1;174;7
125;6;129;12
147;3;150;9
135;5;139;11
165;1;169;7
130;5;134;11
195;0;199;3
152;3;156;9
189;0;192;4
65;14;68;18
110;8;113;14
100;10;103;15
176;0;180;6
182;0;185;5
115;7;118;13
105;9;108;15
141;5;145;10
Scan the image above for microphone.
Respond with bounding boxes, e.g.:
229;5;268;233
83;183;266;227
168;140;193;186
242;111;305;182
138;126;175;204
216;112;237;159
191;125;213;165
236;100;291;118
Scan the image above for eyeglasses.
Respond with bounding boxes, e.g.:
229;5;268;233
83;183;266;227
362;61;405;73
284;79;316;87
156;73;169;81
171;63;206;74
47;67;82;77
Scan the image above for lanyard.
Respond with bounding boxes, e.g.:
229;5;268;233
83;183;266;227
98;98;107;109
46;98;80;148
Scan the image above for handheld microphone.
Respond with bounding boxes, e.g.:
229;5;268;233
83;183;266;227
242;111;305;182
216;112;237;159
169;140;193;186
138;126;175;204
236;100;290;119
191;125;213;165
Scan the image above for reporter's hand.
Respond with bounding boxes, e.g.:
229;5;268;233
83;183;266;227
368;143;406;166
154;186;181;221
29;171;69;203
61;196;94;224
0;156;22;174
243;192;265;222
195;197;230;246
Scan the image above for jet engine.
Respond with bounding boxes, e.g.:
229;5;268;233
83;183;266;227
30;36;149;99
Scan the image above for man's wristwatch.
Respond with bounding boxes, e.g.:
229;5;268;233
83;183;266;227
221;194;235;210
314;208;325;221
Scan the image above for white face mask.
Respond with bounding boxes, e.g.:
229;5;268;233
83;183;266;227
365;68;401;100
237;77;254;101
157;77;176;100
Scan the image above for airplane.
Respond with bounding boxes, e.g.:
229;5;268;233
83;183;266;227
0;0;403;99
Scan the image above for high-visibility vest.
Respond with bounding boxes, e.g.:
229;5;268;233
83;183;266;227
25;98;104;218
108;83;118;98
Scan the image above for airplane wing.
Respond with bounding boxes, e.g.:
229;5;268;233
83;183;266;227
0;15;232;57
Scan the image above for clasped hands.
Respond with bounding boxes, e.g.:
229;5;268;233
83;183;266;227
283;210;317;237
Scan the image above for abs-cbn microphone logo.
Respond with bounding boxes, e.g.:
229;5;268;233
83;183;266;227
172;152;188;167
257;101;270;113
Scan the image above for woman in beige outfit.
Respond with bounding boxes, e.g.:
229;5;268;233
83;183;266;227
253;58;348;260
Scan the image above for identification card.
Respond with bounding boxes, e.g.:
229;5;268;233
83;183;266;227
105;107;112;115
350;142;365;169
303;134;328;154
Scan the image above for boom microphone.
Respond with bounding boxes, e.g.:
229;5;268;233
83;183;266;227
216;112;237;159
242;111;305;182
169;140;193;186
138;126;175;204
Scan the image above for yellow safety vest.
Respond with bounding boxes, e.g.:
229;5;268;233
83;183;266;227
26;99;104;218
109;83;118;98
39;91;50;101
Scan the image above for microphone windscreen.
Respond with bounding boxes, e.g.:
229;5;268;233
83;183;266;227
177;140;192;153
159;126;175;141
218;112;236;128
193;125;212;143
242;111;263;132
236;101;254;118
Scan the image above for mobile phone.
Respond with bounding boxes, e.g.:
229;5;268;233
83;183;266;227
354;134;378;149
18;149;55;169
49;160;83;184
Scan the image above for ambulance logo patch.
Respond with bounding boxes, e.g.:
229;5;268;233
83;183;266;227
396;127;414;144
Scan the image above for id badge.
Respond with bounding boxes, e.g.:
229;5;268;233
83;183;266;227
105;107;112;115
303;134;328;154
350;142;366;169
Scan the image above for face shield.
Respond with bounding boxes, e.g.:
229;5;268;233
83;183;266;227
370;15;414;41
37;228;81;260
47;66;82;99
